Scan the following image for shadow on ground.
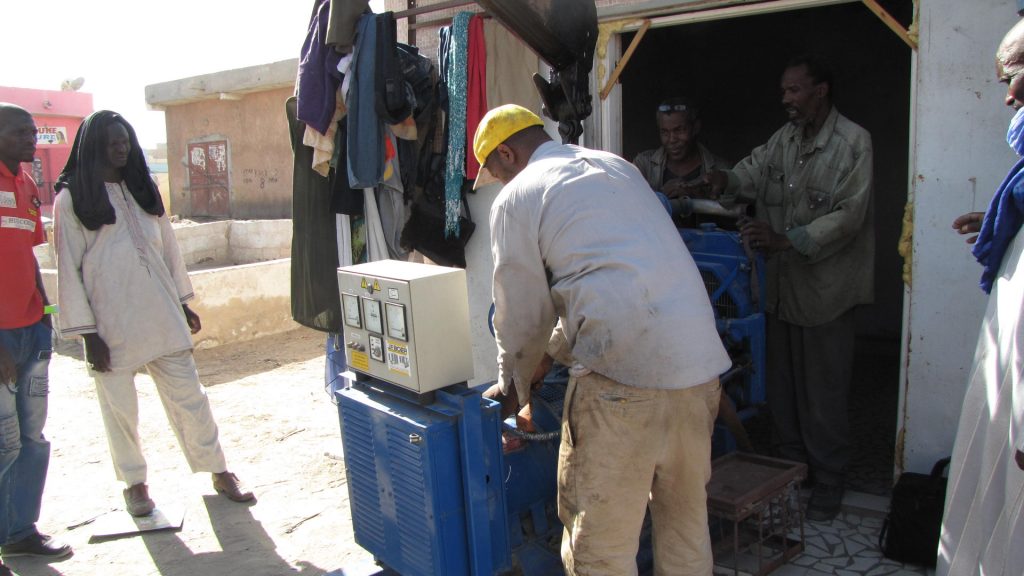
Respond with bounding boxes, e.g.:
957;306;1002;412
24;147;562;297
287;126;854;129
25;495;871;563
140;496;328;576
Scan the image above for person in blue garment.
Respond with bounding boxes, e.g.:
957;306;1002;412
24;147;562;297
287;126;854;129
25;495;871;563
939;19;1024;576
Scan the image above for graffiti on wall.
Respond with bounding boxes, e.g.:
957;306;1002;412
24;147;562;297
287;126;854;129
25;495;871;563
187;140;229;217
241;168;280;190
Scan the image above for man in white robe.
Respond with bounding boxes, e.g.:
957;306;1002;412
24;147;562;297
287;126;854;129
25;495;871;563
52;111;254;517
940;19;1024;575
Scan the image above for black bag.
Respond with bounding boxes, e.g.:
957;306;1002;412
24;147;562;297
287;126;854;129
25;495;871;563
878;457;950;567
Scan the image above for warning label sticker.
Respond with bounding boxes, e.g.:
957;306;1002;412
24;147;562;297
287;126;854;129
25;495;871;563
359;278;383;293
349;350;370;372
386;342;411;376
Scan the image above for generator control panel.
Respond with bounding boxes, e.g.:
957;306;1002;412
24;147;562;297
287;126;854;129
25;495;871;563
337;260;474;393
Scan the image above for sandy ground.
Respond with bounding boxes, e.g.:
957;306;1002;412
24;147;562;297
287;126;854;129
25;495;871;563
5;327;377;576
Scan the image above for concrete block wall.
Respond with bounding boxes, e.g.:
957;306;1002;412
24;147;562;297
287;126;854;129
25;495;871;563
187;259;298;349
174;221;231;266
227;220;292;263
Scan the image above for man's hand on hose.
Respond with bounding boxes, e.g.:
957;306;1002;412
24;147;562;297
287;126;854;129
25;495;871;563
482;382;520;420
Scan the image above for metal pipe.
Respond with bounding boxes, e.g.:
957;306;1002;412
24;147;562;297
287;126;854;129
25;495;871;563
393;0;476;19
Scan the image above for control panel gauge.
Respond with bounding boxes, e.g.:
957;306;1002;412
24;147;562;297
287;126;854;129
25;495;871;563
342;293;361;328
362;297;383;334
386;302;407;341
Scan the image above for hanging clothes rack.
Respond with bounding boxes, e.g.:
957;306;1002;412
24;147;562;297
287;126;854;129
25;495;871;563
394;0;479;45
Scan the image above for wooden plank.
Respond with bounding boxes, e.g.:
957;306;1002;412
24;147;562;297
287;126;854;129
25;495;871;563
600;19;651;101
862;0;917;50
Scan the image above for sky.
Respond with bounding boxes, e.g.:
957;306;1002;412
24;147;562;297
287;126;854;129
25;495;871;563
3;0;384;148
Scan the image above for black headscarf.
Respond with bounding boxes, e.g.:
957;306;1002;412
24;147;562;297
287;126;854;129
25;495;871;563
55;110;164;230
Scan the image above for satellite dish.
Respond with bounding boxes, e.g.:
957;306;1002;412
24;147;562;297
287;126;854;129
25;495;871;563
60;77;85;91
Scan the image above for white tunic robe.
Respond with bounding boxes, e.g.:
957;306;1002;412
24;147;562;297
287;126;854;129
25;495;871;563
53;182;195;371
938;230;1024;575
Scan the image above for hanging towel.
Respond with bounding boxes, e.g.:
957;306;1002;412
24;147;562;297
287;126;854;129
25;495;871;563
483;19;542;112
297;0;343;135
465;14;488;179
347;13;385;189
443;12;473;238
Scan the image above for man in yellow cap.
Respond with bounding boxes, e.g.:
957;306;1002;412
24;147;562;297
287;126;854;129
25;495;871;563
476;104;730;575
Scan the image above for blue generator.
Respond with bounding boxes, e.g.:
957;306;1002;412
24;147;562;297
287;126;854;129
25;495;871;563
333;225;766;575
681;224;767;454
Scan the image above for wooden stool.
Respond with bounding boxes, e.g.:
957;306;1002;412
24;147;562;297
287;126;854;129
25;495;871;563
707;453;807;576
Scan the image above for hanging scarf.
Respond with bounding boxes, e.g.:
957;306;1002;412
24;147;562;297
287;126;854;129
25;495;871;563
443;12;472;238
972;107;1024;293
464;14;487;180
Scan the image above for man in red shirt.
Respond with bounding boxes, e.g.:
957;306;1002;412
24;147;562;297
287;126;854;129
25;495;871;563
0;103;71;574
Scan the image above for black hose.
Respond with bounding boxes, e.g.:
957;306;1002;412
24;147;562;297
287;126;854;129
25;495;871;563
502;423;561;441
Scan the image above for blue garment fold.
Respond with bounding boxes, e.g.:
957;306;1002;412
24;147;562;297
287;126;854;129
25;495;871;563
973;155;1024;293
347;14;385;189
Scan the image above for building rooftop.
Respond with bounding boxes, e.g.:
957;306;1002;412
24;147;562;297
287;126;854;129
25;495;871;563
0;86;93;117
145;59;298;108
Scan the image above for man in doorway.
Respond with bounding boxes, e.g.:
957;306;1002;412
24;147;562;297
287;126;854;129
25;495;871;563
634;96;730;199
701;54;875;522
939;19;1024;575
477;104;730;575
52;110;254;518
635;97;739;228
0;103;73;574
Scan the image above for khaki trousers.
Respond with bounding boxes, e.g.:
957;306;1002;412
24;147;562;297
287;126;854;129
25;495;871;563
557;371;721;576
93;349;227;486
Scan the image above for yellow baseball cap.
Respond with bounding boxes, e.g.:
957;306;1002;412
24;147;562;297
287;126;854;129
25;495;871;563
472;104;544;189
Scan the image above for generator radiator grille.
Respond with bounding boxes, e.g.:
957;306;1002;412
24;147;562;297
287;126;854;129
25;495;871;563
340;407;386;551
701;269;740;320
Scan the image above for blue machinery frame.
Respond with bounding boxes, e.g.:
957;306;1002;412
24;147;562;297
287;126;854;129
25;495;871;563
335;227;766;575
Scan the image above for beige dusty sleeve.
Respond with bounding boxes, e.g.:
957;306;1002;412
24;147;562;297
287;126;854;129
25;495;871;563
52;192;97;338
545;321;574;366
490;196;557;407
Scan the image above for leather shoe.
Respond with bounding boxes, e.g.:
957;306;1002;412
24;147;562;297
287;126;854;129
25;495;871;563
0;532;72;559
213;472;255;503
123;483;156;517
806;483;844;522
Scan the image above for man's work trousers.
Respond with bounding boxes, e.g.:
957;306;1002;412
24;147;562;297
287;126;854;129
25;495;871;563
557;370;720;576
93;349;227;486
0;321;51;545
766;310;855;488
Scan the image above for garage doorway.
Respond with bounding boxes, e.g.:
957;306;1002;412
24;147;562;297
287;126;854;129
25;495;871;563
611;0;913;494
